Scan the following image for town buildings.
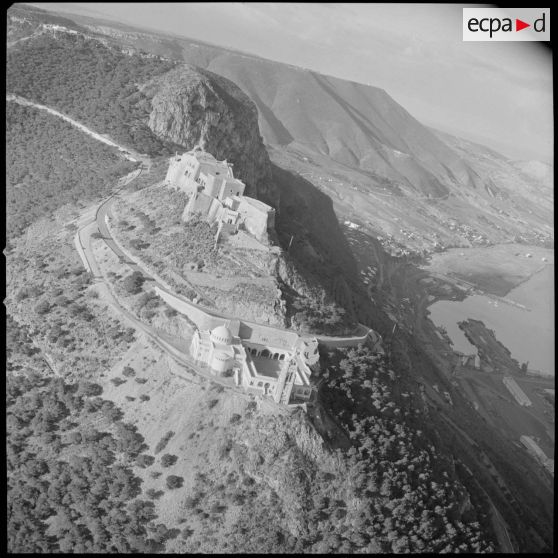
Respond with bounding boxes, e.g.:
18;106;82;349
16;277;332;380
503;376;532;407
520;435;554;475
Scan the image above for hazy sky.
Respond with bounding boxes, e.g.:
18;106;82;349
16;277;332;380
33;3;553;162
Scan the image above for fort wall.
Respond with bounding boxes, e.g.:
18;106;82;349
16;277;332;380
154;284;377;351
237;197;275;241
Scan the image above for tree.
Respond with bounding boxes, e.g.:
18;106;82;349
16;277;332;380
166;475;184;489
121;271;145;295
136;454;155;468
77;381;103;397
160;454;177;468
110;377;127;387
35;300;51;315
122;366;135;377
146;488;164;500
181;527;194;540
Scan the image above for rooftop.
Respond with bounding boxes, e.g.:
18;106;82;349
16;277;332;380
235;195;274;212
239;321;299;350
199;161;233;178
211;325;233;345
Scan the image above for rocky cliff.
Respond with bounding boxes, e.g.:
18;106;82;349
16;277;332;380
142;64;277;206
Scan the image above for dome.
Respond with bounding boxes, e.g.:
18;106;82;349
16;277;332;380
210;325;233;345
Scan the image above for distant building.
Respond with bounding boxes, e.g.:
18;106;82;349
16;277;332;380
503;376;532;407
190;320;319;404
165;148;275;242
520;435;554;476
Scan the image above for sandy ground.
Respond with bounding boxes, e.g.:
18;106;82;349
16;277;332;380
422;244;554;295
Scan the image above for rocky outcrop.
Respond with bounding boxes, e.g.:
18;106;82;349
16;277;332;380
142;64;277;206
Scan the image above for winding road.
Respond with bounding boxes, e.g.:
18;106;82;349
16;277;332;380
77;180;258;394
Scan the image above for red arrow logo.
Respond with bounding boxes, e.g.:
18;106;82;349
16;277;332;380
516;18;530;31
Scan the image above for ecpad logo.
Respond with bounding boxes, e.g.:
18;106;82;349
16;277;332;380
463;8;550;41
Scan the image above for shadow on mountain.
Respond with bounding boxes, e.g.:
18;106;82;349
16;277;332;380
249;90;294;146
310;71;384;147
272;163;366;323
272;162;430;339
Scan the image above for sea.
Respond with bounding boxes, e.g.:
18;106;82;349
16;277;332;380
428;265;554;376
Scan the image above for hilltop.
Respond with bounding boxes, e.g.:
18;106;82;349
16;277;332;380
6;4;554;554
42;7;552;254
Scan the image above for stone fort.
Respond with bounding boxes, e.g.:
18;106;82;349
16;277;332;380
165;148;275;243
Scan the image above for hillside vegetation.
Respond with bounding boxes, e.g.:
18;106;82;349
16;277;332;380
316;345;494;553
7;371;177;553
6;6;548;554
62;12;552;252
7;32;177;156
6;103;136;238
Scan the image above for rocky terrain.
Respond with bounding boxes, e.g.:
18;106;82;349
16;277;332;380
51;9;552;254
143;65;275;205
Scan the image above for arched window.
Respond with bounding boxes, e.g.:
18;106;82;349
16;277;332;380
273;353;279;360
261;349;270;358
258;381;263;387
279;354;285;361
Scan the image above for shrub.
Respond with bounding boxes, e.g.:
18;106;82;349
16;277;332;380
122;366;136;377
16;289;28;301
136;454;155;468
246;401;257;412
146;488;164;500
231;493;245;505
110;377;127;386
122;328;136;343
67;431;82;444
160;454;178;467
144;309;156;320
230;413;241;424
154;431;175;454
184;496;198;509
210;502;227;514
121;271;145;294
135;378;148;384
77;381;103;397
140;394;150;402
166;475;184;489
181;527;194;540
35;300;51;315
